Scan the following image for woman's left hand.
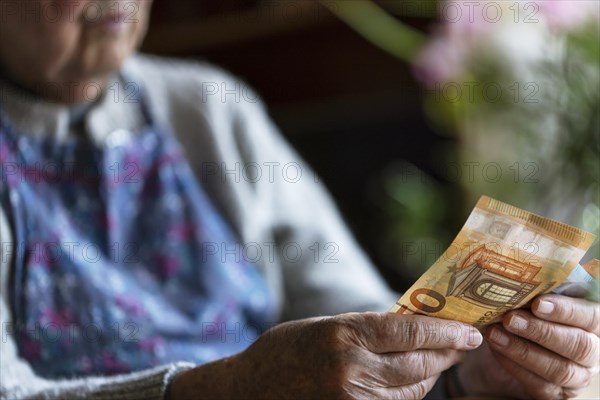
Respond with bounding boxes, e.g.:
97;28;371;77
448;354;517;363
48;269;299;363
458;294;599;399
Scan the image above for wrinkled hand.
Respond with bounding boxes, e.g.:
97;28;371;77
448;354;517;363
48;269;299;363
459;294;600;399
231;312;482;400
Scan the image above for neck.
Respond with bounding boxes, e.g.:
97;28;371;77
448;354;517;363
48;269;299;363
0;64;111;106
28;76;110;105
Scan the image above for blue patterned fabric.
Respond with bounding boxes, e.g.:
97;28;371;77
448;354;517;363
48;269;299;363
0;78;275;378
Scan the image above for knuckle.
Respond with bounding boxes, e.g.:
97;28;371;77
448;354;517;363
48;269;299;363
401;381;428;400
532;383;561;400
333;313;384;350
319;317;353;350
320;317;342;339
561;300;578;323
336;363;382;399
571;331;596;365
579;368;593;387
421;354;432;381
590;304;600;335
564;387;585;400
414;381;430;400
528;320;552;343
581;368;594;388
356;312;380;335
551;361;578;386
337;381;360;400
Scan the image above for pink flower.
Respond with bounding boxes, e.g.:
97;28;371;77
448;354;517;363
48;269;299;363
536;0;599;31
414;34;466;87
413;1;493;87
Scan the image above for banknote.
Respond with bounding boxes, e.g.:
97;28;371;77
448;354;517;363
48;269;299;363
390;196;597;327
553;259;599;302
584;258;600;279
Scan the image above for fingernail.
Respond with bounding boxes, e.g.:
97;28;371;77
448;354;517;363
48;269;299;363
465;327;483;348
489;327;509;347
537;300;554;314
508;315;528;331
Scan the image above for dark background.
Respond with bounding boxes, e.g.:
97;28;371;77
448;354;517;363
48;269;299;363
141;0;462;292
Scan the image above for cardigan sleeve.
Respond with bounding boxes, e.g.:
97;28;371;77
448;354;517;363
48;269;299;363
1;205;195;400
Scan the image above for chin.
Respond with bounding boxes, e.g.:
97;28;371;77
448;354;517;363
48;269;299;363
78;42;133;80
73;23;141;77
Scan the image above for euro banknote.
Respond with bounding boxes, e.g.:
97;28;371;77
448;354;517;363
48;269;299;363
390;196;597;327
553;259;599;302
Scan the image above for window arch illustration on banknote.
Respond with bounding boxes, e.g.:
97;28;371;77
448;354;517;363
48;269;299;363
446;245;542;309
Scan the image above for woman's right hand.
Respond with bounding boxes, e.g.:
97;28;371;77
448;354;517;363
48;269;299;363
169;312;483;399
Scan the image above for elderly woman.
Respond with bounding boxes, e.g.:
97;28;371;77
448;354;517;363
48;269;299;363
0;1;598;399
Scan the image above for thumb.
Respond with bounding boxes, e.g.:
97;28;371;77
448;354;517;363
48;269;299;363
358;313;483;353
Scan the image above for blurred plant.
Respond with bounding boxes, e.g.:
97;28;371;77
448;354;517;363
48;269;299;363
319;0;426;62
326;0;600;277
414;0;600;251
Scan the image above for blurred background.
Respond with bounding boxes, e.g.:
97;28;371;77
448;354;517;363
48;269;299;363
141;0;600;297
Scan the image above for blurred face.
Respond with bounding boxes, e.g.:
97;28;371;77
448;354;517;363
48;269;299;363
0;0;152;103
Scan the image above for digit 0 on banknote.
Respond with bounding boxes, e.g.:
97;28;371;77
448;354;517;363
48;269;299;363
391;196;596;327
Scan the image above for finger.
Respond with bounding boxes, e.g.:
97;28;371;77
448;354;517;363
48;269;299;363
501;310;599;367
486;325;594;388
354;313;483;353
376;349;464;386
531;294;600;336
372;373;440;400
490;350;573;399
